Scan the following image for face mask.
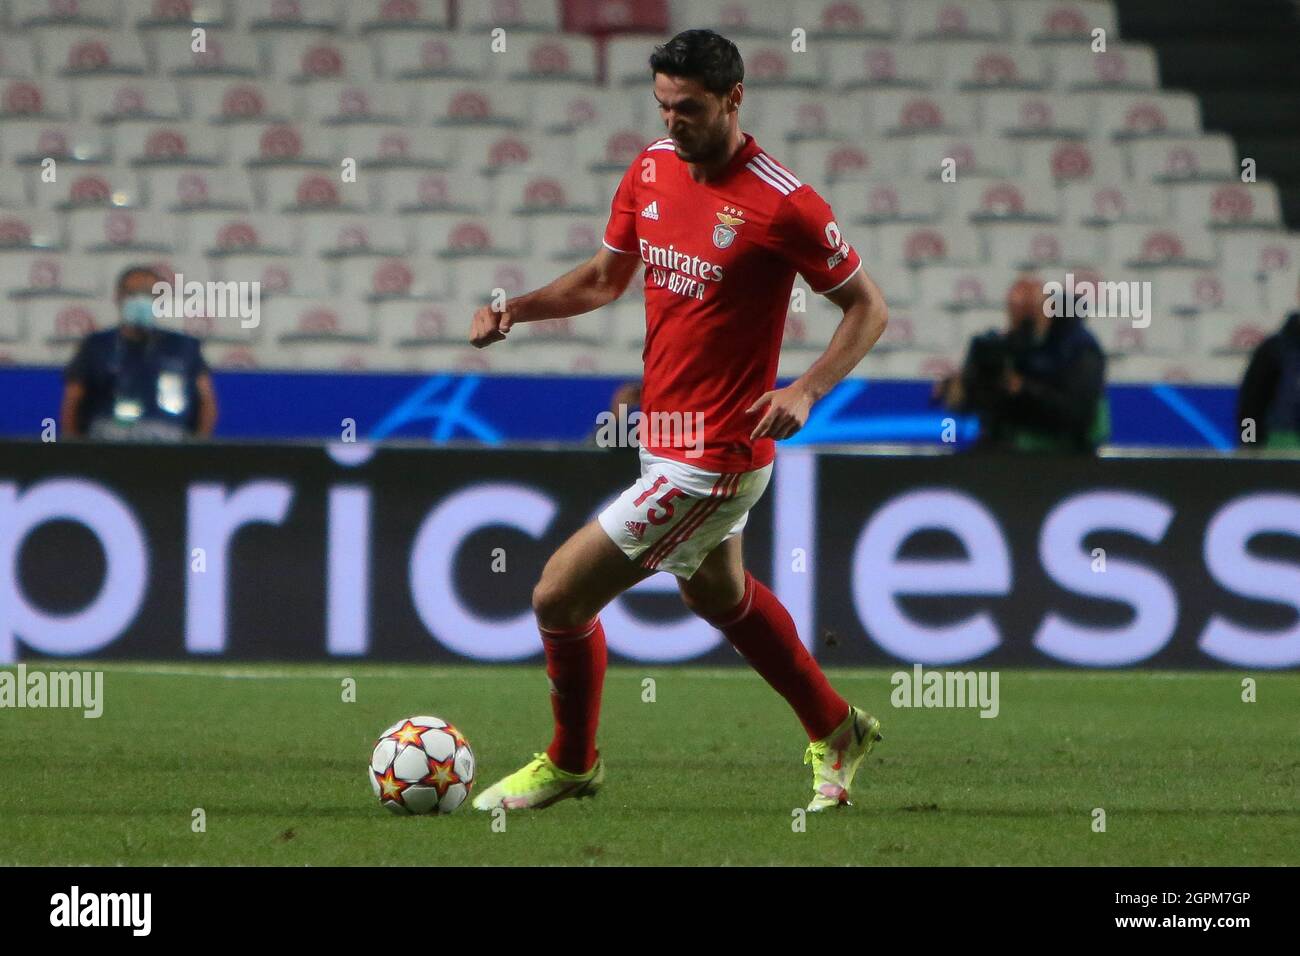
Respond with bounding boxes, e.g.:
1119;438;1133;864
121;294;155;328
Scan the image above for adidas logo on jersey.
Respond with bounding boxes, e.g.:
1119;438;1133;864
640;200;660;220
624;520;648;541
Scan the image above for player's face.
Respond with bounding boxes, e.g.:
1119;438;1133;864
652;73;737;164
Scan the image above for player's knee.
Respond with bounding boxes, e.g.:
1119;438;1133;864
531;577;586;631
678;577;741;624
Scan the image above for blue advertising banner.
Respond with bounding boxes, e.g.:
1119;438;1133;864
0;367;1240;449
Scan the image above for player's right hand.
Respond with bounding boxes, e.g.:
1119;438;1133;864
470;304;514;348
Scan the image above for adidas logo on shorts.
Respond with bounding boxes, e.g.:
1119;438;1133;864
624;520;648;541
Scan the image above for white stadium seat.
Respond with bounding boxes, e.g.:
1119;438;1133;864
1091;91;1202;139
1054;45;1159;92
1062;181;1169;225
823;41;942;91
978;91;1092;139
0;251;102;298
899;0;1008;42
1006;1;1119;45
791;0;897;40
492;34;599;84
670;0;789;37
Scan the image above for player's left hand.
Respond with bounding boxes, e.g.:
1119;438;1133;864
747;384;814;441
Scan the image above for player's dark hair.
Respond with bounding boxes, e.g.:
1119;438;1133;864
114;264;165;298
649;29;744;95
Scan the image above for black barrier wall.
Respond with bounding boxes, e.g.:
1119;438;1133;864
1;441;1297;668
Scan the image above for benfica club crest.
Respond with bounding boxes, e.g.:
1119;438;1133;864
713;206;745;248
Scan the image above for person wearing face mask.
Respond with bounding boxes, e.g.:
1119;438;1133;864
60;265;218;441
934;275;1107;453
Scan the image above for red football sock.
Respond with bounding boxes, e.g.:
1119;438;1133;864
540;617;606;774
710;572;849;740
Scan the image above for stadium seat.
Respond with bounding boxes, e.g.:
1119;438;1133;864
460;0;561;33
265;36;373;83
300;81;421;125
1171;182;1284;230
1006;0;1119;45
340;0;451;33
147;167;258;213
728;41;822;88
936;43;1050;92
867;90;980;135
492;34;599;84
370;29;490;81
256;168;366;214
791;139;910;185
1062;181;1169;225
0;209;64;249
242;0;344;33
792;0;897;40
949;176;1060;223
907;132;1022;180
30;162;142;211
1;75;71;118
425;80;529;128
875;221;982;267
831;180;946;225
34;28;150;77
0;251;101;298
115;122;227;166
153;31;262;77
210;253;332;299
78;78;186;122
982;222;1100;268
453;130;573;177
1;121;109;163
1091;91;1202;140
914;262;1019;313
22;295;113;349
900;1;1008;42
1128;134;1238;183
185;78;297;124
413;212;528;258
669;0;789;37
823;41;942;91
0;38;40;78
978;91;1092;139
1195;311;1275;356
1054;45;1159;92
1018;139;1126;184
188;211;298;256
1217;230;1300;279
12;0;119;29
68;207;178;253
1106;223;1217;268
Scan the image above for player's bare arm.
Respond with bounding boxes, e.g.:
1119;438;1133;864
469;245;641;348
748;267;888;441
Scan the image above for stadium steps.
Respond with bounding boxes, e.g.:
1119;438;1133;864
1116;0;1300;228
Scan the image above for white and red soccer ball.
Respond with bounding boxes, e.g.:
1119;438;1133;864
369;716;475;815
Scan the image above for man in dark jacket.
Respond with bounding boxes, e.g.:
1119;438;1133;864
936;276;1107;453
60;265;218;440
1237;309;1300;449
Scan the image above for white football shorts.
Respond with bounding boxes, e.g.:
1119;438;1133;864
597;446;773;578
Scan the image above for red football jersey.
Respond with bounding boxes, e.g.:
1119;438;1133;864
603;131;862;472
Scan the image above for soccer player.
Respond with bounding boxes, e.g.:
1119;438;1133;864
468;29;889;811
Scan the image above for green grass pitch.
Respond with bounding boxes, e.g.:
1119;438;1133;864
1;663;1296;866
